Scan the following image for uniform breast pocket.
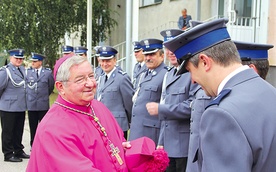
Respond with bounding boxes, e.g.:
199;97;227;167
171;88;186;102
40;80;48;87
4;95;17;102
105;87;119;99
144;85;158;101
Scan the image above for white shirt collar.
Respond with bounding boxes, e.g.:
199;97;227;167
217;65;249;95
105;66;116;79
140;61;145;67
35;66;42;74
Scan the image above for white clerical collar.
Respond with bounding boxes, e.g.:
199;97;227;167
217;65;249;95
105;66;116;79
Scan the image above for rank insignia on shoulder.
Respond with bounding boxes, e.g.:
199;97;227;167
205;89;231;109
118;70;126;75
164;66;171;71
112;72;116;78
0;65;7;71
45;68;52;71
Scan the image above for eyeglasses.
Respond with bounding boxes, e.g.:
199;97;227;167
64;73;95;84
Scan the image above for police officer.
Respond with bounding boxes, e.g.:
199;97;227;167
93;46;104;82
74;46;88;58
62;45;74;55
26;53;54;147
234;41;274;80
0;49;29;162
145;29;197;172
164;18;276;172
132;41;147;91
96;46;134;139
129;38;167;145
182;20;212;172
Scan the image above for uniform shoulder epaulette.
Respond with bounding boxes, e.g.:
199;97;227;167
118;70;127;75
0;65;7;71
45;67;52;71
165;66;172;71
205;88;231;109
27;67;32;70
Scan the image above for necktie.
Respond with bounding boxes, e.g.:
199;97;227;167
173;68;178;75
18;67;24;77
137;64;141;71
105;75;108;83
36;69;39;78
145;70;151;78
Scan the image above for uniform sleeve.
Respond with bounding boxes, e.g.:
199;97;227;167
157;127;164;146
199;107;252;172
0;69;8;97
158;83;198;120
120;74;134;123
178;16;182;29
48;71;55;95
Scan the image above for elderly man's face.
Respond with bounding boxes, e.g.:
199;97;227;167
145;51;164;70
62;61;97;106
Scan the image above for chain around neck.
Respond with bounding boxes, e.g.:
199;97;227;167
54;101;107;137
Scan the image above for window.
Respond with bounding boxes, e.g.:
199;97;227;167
140;0;162;7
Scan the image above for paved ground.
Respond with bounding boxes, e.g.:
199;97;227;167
0;114;31;172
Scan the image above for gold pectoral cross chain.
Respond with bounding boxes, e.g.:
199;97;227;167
55;101;124;166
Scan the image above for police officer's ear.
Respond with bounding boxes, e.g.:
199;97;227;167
248;64;258;73
199;54;212;71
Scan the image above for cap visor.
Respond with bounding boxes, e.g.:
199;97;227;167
176;60;189;75
142;49;159;55
29;59;39;61
14;56;24;58
99;55;114;60
134;48;142;52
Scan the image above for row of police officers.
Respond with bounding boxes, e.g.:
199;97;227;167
0;50;55;162
95;19;276;172
0;45;90;163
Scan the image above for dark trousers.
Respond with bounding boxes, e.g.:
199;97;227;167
28;110;47;147
124;131;128;140
0;111;26;159
166;157;187;172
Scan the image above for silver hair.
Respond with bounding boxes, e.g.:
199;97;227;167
56;55;94;82
189;40;241;67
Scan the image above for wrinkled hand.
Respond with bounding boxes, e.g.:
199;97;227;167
122;141;131;150
146;102;159;115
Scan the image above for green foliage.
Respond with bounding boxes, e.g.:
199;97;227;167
0;0;117;68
